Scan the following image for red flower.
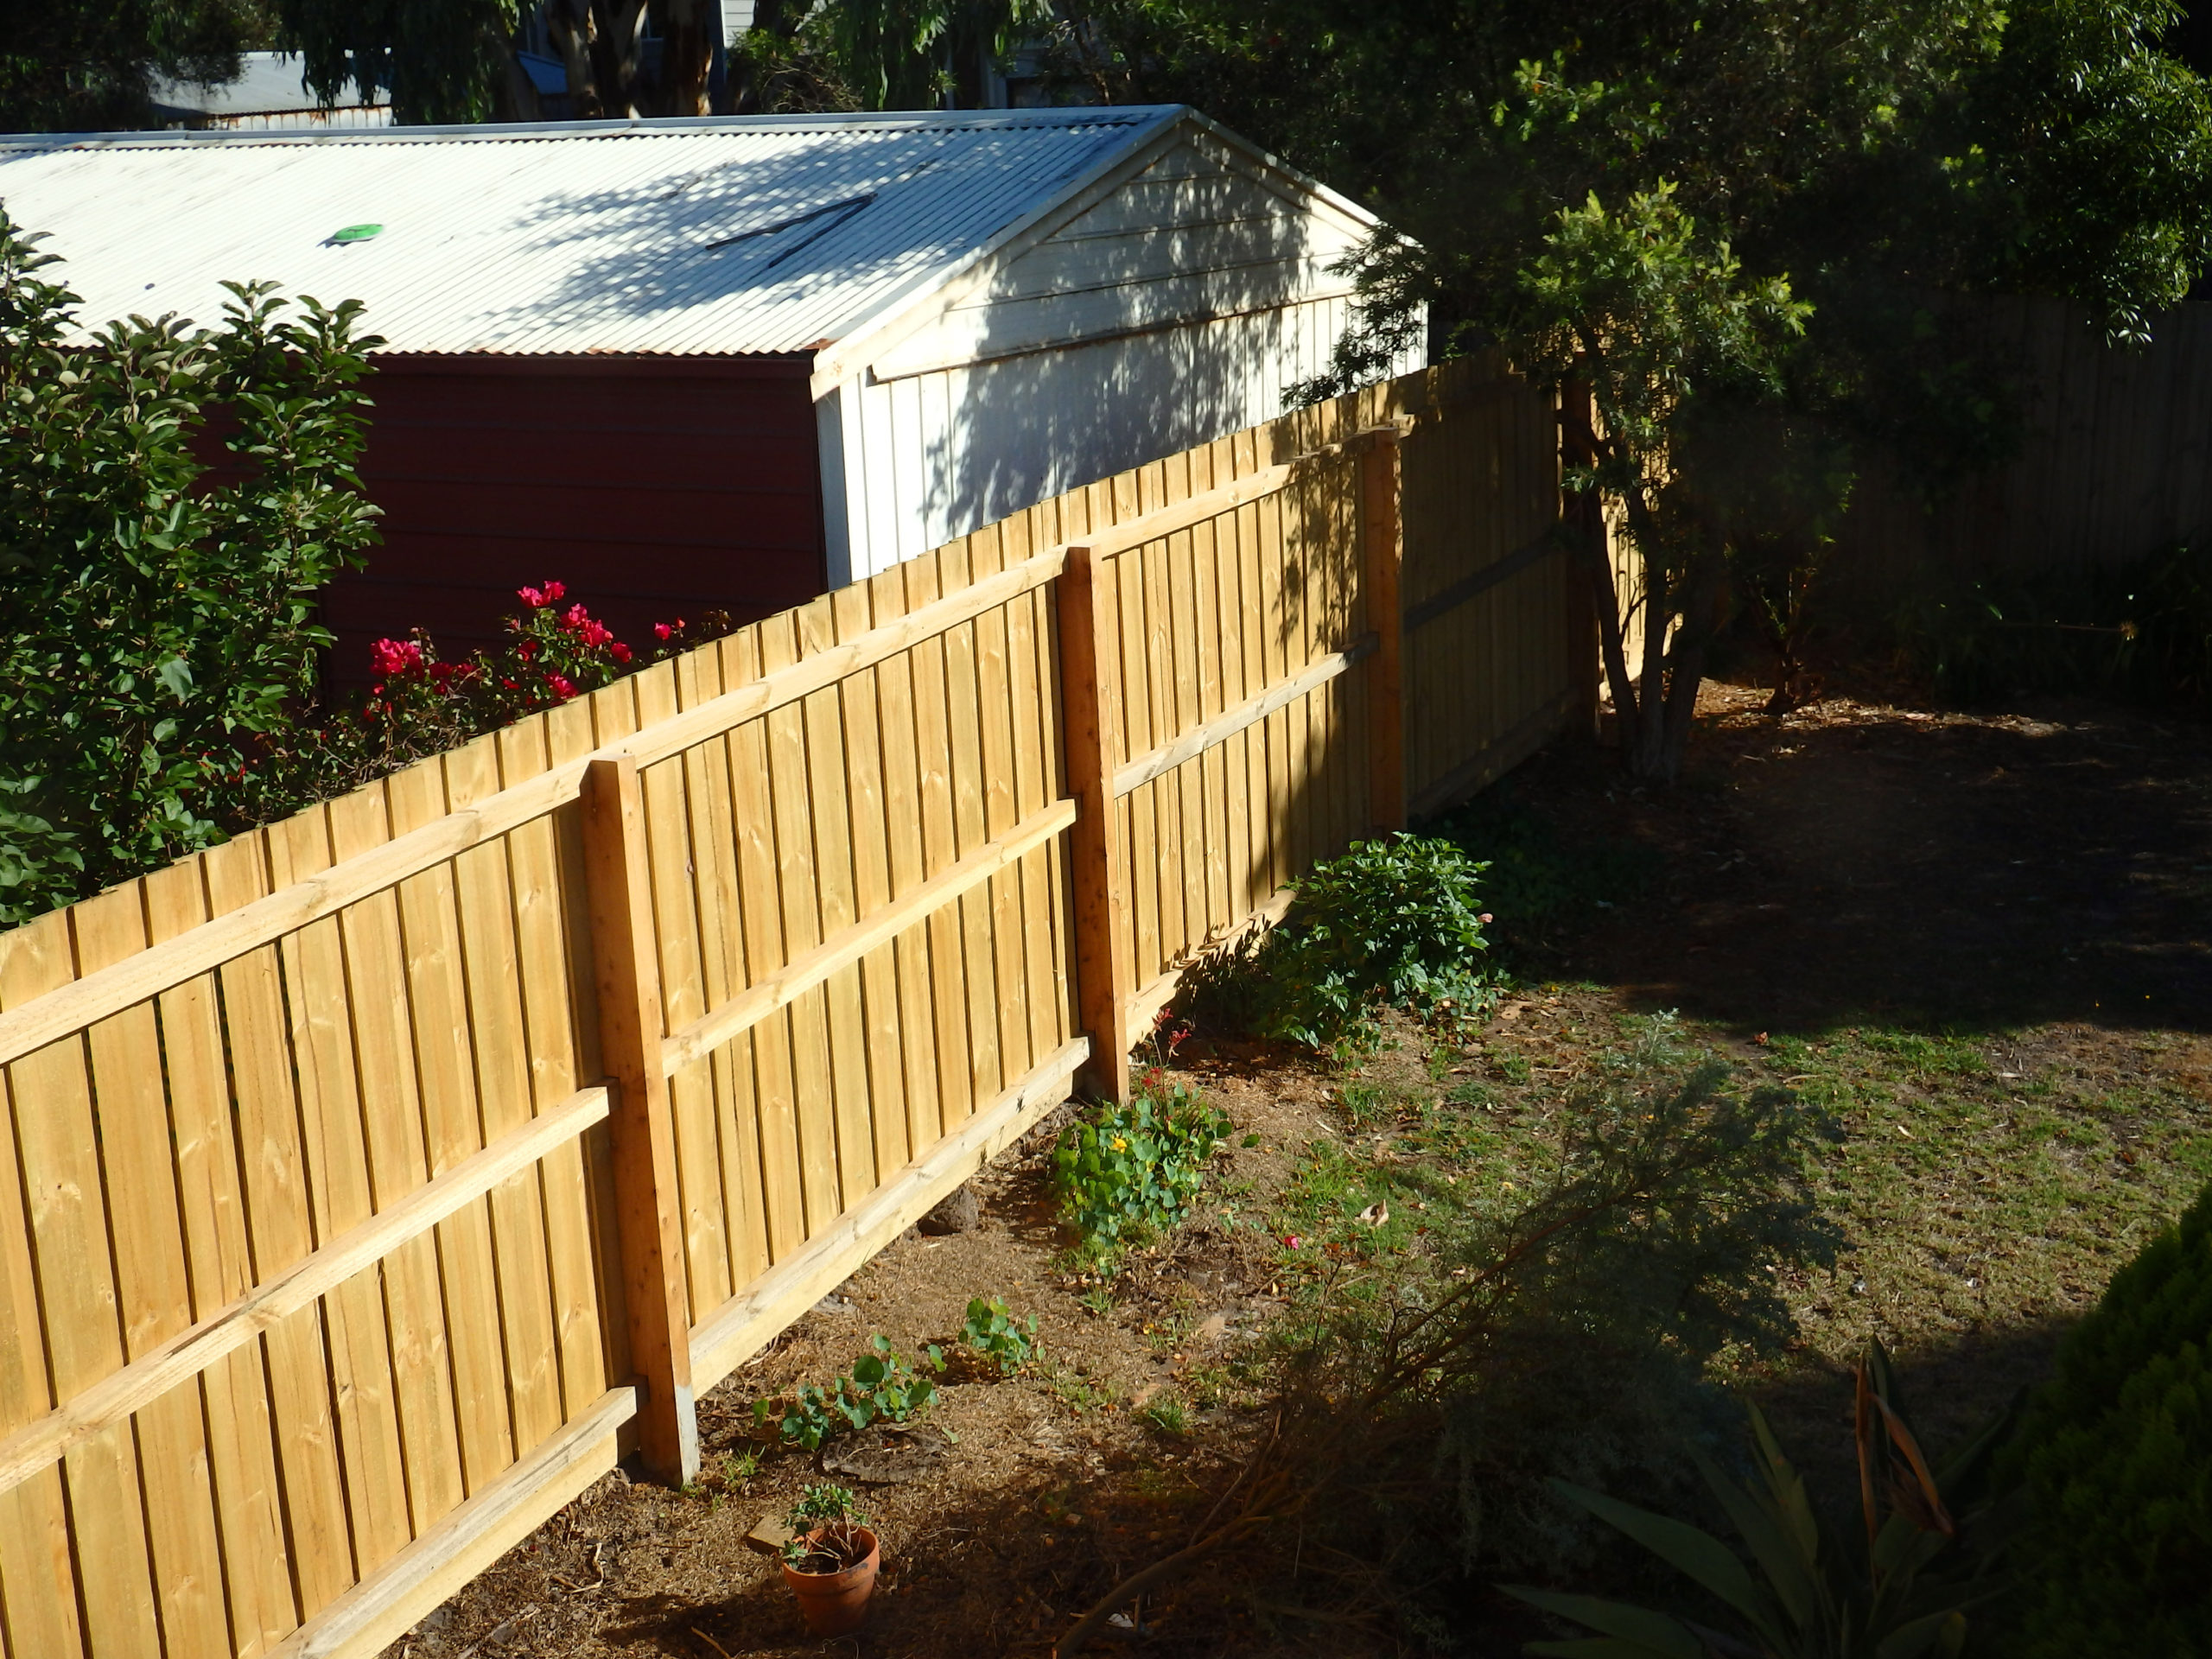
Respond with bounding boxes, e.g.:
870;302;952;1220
518;580;566;609
543;671;577;702
368;637;423;679
653;622;673;641
609;641;632;664
517;638;538;661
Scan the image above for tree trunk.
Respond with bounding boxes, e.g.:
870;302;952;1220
658;0;714;114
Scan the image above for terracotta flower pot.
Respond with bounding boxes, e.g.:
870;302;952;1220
781;1524;880;1637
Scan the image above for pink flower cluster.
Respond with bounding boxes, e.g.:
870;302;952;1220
517;581;568;610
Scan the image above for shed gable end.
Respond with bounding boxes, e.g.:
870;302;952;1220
866;132;1369;383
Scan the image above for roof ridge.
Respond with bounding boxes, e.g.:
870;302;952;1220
0;106;1184;150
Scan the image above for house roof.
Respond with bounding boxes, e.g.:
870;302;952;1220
147;51;389;121
0;108;1255;359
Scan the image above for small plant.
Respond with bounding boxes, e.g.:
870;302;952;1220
1052;1075;1232;1253
781;1484;874;1573
753;1335;939;1450
961;1295;1039;1376
1140;1395;1190;1435
1507;1341;2011;1658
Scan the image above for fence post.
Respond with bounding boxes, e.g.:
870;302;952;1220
1362;428;1408;833
1056;543;1133;1105
579;753;700;1484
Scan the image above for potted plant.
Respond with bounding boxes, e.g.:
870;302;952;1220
779;1483;881;1636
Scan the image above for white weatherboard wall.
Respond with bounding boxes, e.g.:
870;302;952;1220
817;126;1423;582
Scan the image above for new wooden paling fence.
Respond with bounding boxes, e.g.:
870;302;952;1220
0;356;1574;1659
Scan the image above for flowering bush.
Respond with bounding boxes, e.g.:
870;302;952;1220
231;584;733;823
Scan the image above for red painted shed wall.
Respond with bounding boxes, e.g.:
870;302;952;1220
321;354;824;688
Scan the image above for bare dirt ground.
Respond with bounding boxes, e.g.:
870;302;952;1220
386;676;2212;1659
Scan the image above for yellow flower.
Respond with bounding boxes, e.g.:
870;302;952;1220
1111;1136;1128;1152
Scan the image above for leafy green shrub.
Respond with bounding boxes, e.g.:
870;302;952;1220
753;1334;939;1451
1179;833;1499;1053
1999;1178;2212;1658
0;211;382;922
1052;1074;1230;1253
961;1295;1038;1376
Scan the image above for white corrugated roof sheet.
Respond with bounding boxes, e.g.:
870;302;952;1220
0;109;1179;356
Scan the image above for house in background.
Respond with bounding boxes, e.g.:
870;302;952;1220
147;51;392;130
0;106;1419;679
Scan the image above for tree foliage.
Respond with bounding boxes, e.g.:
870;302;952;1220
1069;0;2212;777
0;212;382;924
0;0;269;131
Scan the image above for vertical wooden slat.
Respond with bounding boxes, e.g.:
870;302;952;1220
578;754;699;1484
263;811;414;1578
143;859;295;1658
321;787;464;1541
1057;543;1134;1104
203;832;354;1618
72;887;232;1659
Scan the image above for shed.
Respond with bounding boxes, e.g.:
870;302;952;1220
0;109;1419;675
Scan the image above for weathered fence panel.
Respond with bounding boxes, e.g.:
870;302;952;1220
0;356;1573;1659
1835;296;2212;592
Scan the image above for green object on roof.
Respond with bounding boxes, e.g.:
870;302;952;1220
330;223;382;243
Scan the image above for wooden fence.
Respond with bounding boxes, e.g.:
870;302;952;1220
1834;295;2212;592
0;356;1573;1659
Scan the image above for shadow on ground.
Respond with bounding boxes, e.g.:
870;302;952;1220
1504;686;2212;1037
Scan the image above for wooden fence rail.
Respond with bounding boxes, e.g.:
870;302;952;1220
0;357;1575;1659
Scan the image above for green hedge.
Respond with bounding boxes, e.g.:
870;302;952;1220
2003;1178;2212;1656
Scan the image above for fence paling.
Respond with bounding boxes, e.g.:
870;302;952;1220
661;797;1077;1077
0;359;1578;1659
0;1083;610;1497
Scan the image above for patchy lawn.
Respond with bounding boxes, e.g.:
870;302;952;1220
385;680;2212;1658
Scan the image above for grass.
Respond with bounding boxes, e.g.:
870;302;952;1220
1260;1001;2212;1452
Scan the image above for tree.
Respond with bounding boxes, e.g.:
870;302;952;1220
0;0;269;130
1077;0;2212;779
277;0;717;123
0;212;383;924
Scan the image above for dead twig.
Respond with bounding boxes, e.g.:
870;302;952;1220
691;1627;737;1659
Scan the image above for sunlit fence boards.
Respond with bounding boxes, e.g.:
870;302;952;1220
0;356;1575;1659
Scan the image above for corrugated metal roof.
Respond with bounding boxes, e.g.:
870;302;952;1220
0;110;1180;356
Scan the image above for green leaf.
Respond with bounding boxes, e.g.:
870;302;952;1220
1500;1586;1707;1657
1546;1479;1780;1638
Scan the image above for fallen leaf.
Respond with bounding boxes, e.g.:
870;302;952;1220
1356;1202;1389;1227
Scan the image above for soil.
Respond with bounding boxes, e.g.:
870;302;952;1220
383;674;2212;1659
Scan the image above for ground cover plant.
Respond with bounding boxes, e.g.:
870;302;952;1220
1052;1072;1231;1255
752;1334;940;1451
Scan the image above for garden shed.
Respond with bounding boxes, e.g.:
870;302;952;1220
0;106;1416;675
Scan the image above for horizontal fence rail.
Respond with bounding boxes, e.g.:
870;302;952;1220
0;357;1577;1659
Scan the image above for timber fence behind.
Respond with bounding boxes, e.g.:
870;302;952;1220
0;355;1574;1659
1835;296;2212;592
